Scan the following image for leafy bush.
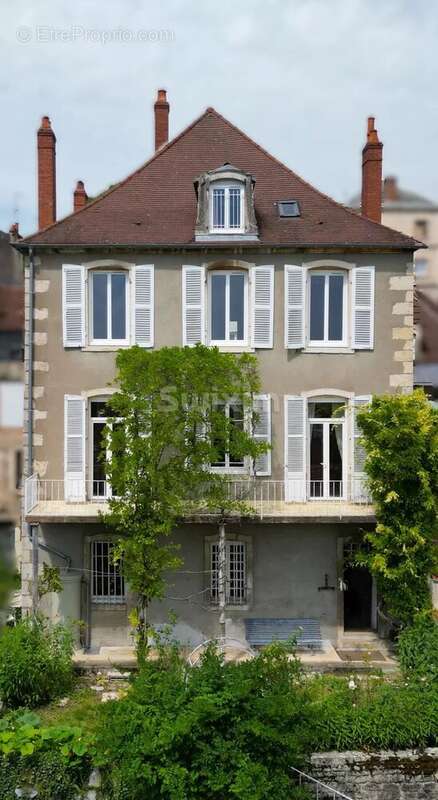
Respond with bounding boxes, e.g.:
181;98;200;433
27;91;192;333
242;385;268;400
307;673;438;751
356;390;438;625
94;644;313;800
0;710;92;800
0;618;74;708
397;615;438;683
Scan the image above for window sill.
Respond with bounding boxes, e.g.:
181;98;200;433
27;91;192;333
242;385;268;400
82;344;130;352
210;467;248;475
91;600;126;607
210;344;255;353
210;603;251;611
303;346;355;354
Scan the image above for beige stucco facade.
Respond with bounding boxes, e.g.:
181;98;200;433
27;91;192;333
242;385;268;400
382;208;438;297
18;244;414;650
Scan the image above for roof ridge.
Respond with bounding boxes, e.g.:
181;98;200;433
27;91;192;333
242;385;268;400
21;107;215;243
206;108;419;247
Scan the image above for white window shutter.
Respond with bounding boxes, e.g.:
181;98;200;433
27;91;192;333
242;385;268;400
182;265;205;346
133;265;154;347
64;395;86;501
253;394;271;476
251;265;274;348
351;395;371;502
284;265;305;348
352;266;375;349
62;265;84;348
284;395;306;501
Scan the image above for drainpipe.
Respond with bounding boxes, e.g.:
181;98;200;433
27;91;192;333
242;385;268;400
25;246;38;614
218;521;226;639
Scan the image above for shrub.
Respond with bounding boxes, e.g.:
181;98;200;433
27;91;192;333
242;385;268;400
397;614;438;683
0;618;74;709
0;710;92;800
307;673;438;751
94;644;314;800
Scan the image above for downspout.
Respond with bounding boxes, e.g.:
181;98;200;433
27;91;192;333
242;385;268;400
218;521;226;639
25;246;38;613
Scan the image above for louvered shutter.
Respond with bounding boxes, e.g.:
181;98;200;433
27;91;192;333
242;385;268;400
284;265;305;348
351;395;371;502
64;395;86;501
182;265;205;346
251;266;274;348
133;265;154;347
352;266;375;349
284;396;306;501
253;394;271;476
62;265;84;347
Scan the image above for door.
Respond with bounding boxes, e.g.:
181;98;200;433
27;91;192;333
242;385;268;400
309;418;344;499
343;565;373;630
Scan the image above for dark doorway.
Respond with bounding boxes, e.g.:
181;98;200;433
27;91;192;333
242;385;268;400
343;565;372;630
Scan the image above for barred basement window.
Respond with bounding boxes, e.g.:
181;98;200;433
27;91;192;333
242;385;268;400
91;541;125;603
210;541;247;604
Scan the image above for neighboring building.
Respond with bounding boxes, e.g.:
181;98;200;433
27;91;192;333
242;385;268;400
15;95;418;652
0;231;24;572
350;176;438;297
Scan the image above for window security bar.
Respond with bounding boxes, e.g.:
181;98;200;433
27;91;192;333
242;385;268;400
290;767;354;799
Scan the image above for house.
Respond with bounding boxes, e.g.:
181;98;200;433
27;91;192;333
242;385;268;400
15;93;419;652
350;176;438;299
0;229;24;577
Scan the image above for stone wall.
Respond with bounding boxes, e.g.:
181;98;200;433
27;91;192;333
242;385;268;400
310;748;438;799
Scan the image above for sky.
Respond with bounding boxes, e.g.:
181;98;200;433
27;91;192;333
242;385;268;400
1;0;438;235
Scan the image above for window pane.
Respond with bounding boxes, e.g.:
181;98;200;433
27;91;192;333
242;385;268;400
90;401;109;418
310;422;324;497
211;274;226;340
308;402;344;419
93;422;106;496
229;402;244;466
93;273;108;339
229;188;241;228
310;275;325;340
213;188;225;228
211;403;226;466
111;274;126;339
229;274;244;341
328;275;343;341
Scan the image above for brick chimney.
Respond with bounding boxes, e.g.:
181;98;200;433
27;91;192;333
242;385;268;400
37;116;56;230
73;180;88;212
383;175;399;202
154;89;169;151
361;116;383;223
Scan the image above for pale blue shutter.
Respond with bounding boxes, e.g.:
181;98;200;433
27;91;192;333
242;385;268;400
64;395;86;501
62;265;84;347
251;266;274;348
182;265;205;346
284;265;305;348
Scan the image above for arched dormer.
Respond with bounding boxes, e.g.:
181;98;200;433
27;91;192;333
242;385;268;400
194;163;258;241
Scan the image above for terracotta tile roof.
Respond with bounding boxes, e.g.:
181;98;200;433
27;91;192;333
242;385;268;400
0;285;24;332
20;108;420;250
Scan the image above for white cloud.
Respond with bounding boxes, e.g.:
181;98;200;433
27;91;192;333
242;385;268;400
1;0;437;233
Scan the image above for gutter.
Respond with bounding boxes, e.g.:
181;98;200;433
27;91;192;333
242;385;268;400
13;240;422;252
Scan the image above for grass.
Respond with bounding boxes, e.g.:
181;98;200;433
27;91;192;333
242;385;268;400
36;680;104;732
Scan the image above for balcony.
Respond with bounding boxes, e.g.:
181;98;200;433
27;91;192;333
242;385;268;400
24;475;374;524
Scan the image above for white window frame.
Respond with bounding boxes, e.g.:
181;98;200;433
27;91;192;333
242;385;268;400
89;398;121;500
208;270;249;347
91;540;125;604
210;399;247;474
89;270;129;346
209;182;245;234
210;540;247;605
307;270;347;347
307;398;347;501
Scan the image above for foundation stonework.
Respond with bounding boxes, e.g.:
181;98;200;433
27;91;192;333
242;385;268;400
310;749;438;800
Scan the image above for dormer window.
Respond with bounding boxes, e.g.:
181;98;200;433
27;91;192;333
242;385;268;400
194;163;258;241
211;182;244;233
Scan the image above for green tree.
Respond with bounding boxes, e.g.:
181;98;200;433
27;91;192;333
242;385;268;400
357;389;438;626
102;344;268;653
